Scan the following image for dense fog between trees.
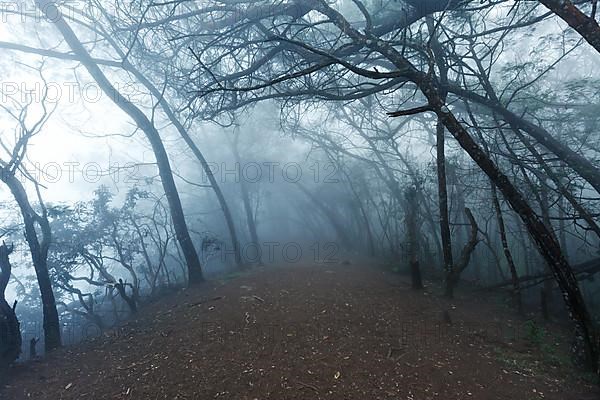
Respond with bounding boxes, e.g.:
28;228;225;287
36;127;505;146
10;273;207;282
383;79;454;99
0;0;599;384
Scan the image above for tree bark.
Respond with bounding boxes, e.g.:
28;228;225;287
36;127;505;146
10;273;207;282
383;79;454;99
0;243;21;368
436;121;454;297
484;257;600;290
540;0;600;54
427;18;455;295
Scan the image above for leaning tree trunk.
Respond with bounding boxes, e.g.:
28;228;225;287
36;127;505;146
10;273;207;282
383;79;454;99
35;0;204;284
0;243;21;369
379;30;598;370
114;56;242;269
431;99;598;371
448;85;600;195
539;0;600;54
303;2;598;372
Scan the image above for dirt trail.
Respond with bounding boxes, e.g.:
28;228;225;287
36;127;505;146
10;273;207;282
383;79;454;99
2;264;598;399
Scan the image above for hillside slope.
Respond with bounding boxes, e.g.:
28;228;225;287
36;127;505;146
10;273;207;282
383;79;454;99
2;264;598;399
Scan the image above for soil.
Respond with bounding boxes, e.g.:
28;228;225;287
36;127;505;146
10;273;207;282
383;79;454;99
2;263;598;399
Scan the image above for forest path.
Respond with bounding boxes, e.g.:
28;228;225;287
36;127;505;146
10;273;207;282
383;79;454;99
2;263;598;399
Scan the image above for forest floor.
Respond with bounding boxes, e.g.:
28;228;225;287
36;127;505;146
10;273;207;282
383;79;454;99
2;263;599;399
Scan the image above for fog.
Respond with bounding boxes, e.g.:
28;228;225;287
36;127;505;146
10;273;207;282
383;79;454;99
0;0;600;398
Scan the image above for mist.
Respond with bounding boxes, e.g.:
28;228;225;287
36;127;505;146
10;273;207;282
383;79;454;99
0;1;599;399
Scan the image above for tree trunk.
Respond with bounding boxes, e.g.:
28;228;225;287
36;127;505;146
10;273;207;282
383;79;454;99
538;182;557;321
540;0;600;54
446;207;480;297
491;184;522;313
0;243;21;368
231;133;261;265
448;85;600;195
115;279;138;314
436;121;454;297
352;185;376;258
510;126;600;240
2;174;61;352
427;16;453;277
405;188;423;289
35;0;204;284
434;103;597;370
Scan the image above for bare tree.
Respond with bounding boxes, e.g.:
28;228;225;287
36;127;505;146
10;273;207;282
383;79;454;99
0;75;61;351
